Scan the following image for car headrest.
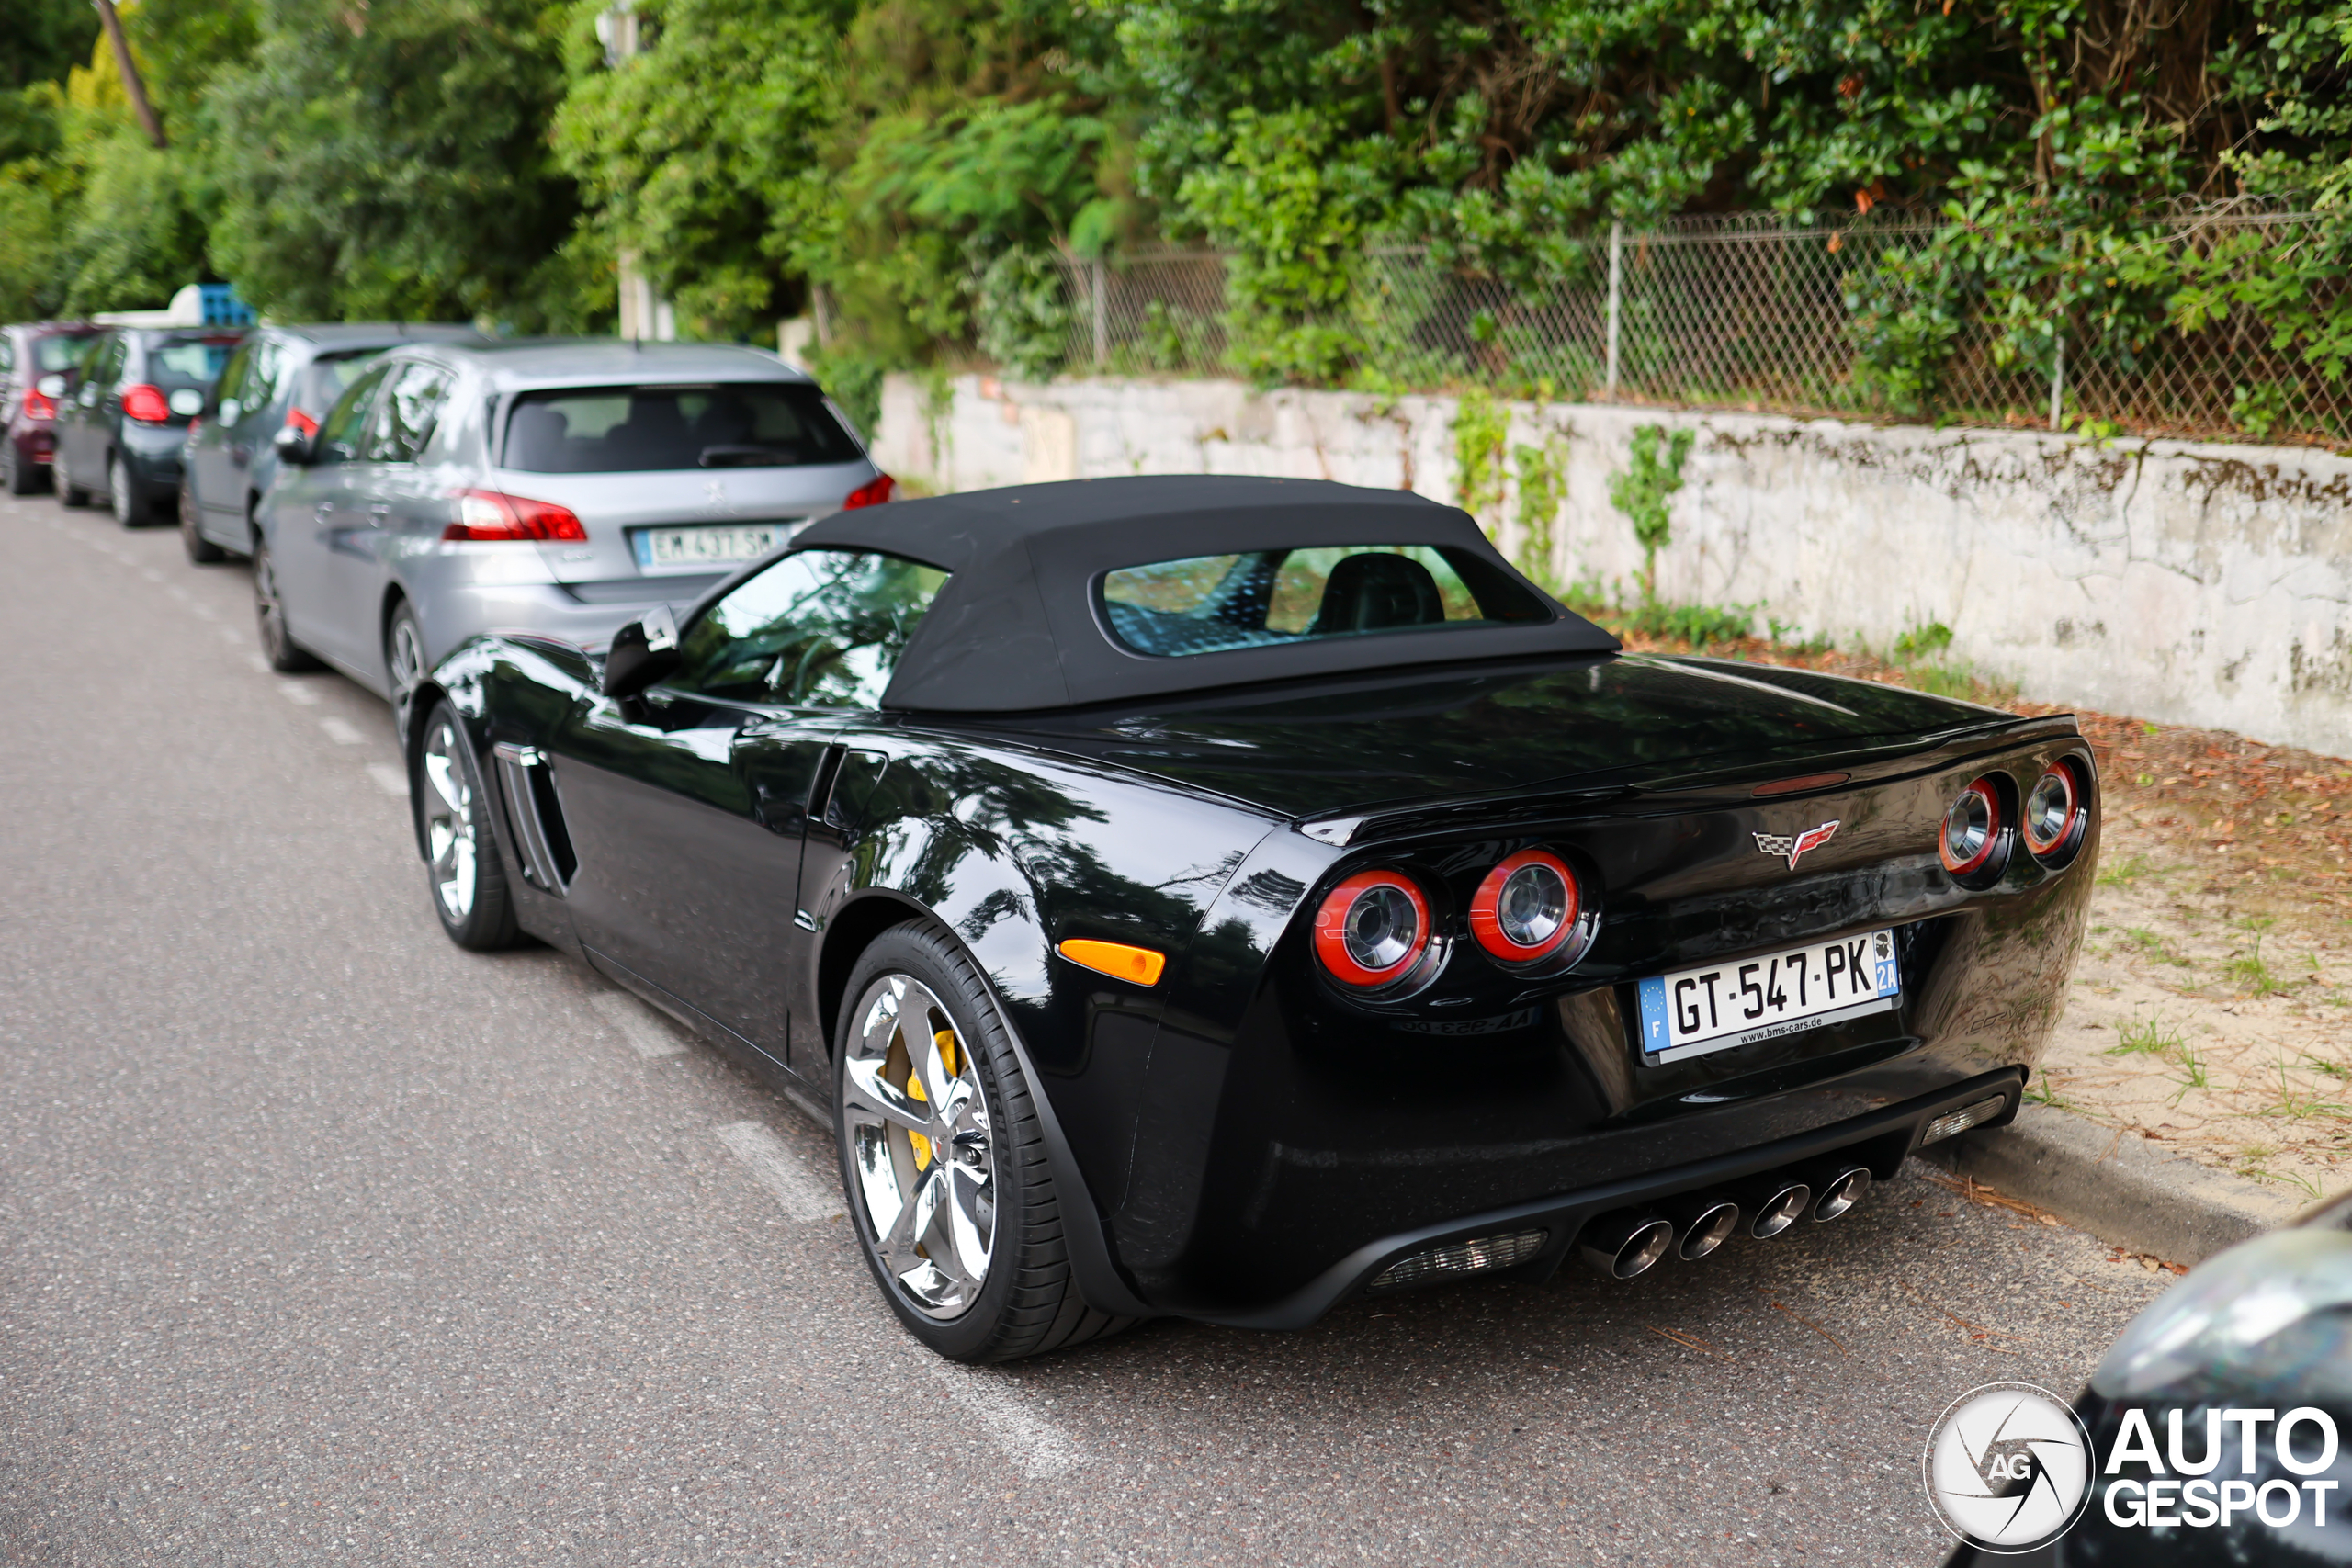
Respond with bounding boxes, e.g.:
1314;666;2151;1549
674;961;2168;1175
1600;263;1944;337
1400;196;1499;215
1310;551;1445;635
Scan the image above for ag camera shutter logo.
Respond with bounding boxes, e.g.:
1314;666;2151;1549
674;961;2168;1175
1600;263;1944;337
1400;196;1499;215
1922;1382;2095;1553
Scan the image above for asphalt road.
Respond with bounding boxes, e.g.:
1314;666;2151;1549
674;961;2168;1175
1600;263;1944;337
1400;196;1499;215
0;484;2177;1567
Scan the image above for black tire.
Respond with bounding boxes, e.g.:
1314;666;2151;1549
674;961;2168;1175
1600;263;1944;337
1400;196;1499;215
385;601;426;748
110;453;141;527
833;922;1136;1363
414;699;521;952
56;446;90;507
2;441;36;496
179;477;227;562
251;536;322;673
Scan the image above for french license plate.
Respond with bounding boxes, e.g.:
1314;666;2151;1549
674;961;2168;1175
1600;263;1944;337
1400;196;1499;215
633;523;785;569
1635;930;1900;1064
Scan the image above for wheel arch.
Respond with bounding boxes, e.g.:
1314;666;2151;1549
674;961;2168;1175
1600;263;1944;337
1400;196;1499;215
814;888;940;1062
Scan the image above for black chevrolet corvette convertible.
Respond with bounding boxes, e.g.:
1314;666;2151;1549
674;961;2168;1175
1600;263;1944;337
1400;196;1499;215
407;475;2098;1362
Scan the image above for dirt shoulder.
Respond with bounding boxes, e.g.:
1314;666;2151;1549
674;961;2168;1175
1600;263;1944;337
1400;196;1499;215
1612;623;2352;1201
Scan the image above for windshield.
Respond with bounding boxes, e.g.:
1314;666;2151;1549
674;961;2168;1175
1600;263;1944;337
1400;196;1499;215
34;333;98;372
503;382;857;473
1100;546;1552;658
148;333;243;392
671;549;951;707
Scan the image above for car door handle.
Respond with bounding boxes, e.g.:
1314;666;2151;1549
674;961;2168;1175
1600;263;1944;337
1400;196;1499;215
368;503;390;525
315;502;335;521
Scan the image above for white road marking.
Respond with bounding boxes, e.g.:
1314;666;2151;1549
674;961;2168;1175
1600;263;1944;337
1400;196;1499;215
924;1363;1086;1480
188;602;218;622
246;652;270;672
364;762;409;797
588;990;689;1060
141;568;164;583
166;584;189;601
319;716;365;745
278;682;320;705
714;1121;836;1222
218;625;242;645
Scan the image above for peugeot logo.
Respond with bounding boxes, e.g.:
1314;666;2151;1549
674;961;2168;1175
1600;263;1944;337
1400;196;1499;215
1755;819;1839;869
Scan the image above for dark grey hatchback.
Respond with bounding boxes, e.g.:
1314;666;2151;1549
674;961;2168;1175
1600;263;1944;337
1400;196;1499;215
53;325;246;525
179;322;480;563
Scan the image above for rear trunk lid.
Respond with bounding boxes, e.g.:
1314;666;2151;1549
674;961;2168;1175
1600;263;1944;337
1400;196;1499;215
985;654;2027;818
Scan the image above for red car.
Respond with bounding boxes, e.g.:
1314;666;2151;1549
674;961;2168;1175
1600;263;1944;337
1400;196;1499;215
1;321;104;495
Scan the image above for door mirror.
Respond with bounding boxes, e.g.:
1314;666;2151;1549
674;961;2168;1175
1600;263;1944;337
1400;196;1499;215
272;424;313;466
34;374;65;400
603;604;682;699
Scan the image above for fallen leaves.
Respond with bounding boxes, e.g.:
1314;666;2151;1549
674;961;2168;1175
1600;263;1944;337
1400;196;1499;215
1646;1325;1730;1361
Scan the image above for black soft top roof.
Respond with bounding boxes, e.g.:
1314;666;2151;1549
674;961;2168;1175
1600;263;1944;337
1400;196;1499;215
786;476;1620;713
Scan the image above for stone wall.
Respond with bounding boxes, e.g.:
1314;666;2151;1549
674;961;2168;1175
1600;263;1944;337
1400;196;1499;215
874;372;2352;757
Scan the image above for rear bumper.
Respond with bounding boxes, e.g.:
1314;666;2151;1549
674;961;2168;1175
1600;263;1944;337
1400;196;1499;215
1157;1066;2024;1329
9;422;54;463
406;573;715;670
119;423;187;492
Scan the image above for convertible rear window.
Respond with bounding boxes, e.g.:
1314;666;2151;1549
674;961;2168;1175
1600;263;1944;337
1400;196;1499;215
1100;546;1551;659
671;548;951;707
503;382;857;473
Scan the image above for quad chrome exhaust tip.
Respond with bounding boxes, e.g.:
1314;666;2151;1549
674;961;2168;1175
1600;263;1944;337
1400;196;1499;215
1577;1209;1676;1280
1662;1193;1742;1260
1801;1161;1871;1222
1732;1177;1813;1238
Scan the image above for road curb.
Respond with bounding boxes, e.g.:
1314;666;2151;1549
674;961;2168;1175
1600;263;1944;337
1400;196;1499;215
1917;1102;2305;1264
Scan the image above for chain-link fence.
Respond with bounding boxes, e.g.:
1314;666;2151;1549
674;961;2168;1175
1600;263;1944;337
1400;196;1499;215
1055;210;2352;448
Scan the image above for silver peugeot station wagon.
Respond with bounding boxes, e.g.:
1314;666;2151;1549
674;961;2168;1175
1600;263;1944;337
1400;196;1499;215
252;339;889;738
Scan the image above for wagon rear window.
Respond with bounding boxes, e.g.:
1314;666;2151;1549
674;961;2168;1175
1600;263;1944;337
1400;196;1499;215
1100;546;1551;659
503;382;857;473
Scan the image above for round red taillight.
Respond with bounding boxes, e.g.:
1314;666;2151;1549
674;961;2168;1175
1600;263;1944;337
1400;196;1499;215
120;382;173;423
2023;762;2084;858
1469;849;1579;964
1939;777;2003;876
1313;870;1433;989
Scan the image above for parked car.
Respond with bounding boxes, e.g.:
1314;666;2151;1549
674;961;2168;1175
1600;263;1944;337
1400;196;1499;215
402;475;2097;1363
180;322;481;564
0;321;103;495
254;339;888;740
1942;1188;2351;1565
52;324;247;525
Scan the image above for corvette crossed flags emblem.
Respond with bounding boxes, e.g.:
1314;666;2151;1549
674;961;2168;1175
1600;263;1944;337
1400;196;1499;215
1754;819;1840;869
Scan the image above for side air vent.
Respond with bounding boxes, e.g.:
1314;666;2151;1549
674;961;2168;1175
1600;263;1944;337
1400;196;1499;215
492;742;575;893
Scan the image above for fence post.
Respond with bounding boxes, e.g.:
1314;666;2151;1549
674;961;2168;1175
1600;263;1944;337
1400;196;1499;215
1605;222;1623;399
2049;335;2064;431
1091;256;1109;370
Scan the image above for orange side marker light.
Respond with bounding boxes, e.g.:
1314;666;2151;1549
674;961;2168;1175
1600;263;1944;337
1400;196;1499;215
1057;938;1167;987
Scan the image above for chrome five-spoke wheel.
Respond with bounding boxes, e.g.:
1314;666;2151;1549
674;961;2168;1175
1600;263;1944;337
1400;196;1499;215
387;605;425;745
842;974;996;1319
413;699;518;952
421;714;479;924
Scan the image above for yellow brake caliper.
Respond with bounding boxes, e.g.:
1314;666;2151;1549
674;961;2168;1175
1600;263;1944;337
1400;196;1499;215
905;1028;960;1171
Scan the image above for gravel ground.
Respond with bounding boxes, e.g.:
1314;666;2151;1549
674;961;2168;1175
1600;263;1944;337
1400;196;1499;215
0;489;2173;1566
